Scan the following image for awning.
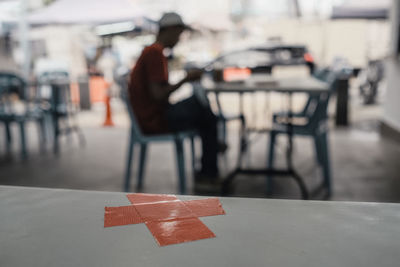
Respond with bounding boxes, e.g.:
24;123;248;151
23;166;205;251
28;0;147;26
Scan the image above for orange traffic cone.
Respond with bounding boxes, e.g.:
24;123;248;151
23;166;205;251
103;95;115;127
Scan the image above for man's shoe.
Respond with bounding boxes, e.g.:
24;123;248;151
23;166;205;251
217;142;228;154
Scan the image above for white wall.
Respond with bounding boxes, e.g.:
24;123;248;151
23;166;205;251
383;0;400;131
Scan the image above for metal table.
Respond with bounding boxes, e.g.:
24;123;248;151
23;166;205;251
31;79;85;154
204;76;329;94
203;76;330;199
1;186;399;267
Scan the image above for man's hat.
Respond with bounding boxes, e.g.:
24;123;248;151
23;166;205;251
158;12;191;30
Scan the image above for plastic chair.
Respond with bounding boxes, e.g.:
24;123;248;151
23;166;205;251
272;68;331;123
267;72;337;197
37;72;85;154
119;78;197;195
0;72;47;158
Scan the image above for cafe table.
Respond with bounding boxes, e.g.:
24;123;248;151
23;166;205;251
31;78;85;154
200;75;330;199
1;185;399;267
202;75;329;94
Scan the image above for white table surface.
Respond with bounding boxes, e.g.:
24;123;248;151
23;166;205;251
1;186;400;267
203;75;330;93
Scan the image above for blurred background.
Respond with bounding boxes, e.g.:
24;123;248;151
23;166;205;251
1;0;399;202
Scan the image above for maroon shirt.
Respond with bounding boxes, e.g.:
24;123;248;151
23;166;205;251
128;43;169;134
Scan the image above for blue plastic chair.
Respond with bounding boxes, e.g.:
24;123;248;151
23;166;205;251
267;72;337;197
272;68;331;123
0;72;47;158
119;78;197;195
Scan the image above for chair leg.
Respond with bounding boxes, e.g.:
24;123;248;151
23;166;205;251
45;114;53;142
52;113;59;154
313;134;323;166
320;132;332;197
237;115;246;168
18;121;27;159
175;139;186;195
266;131;277;195
5;122;12;154
137;143;147;190
124;131;135;192
190;136;196;173
217;118;229;170
37;118;47;152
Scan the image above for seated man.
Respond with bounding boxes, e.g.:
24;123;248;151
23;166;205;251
128;12;220;189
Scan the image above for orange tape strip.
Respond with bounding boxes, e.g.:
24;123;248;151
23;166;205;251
134;201;195;222
145;217;216;246
104;194;225;246
104;205;143;228
183;198;226;217
126;193;178;205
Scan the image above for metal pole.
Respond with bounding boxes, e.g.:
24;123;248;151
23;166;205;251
19;0;31;79
291;0;301;18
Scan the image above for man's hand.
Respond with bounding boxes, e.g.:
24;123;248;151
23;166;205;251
185;69;204;82
149;69;204;102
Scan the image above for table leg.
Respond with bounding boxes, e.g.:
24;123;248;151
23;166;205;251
335;78;349;126
220;91;310;200
51;84;60;154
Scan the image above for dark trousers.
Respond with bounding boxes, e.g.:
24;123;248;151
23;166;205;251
166;95;218;176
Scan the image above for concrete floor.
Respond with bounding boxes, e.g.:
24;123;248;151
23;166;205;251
1;93;400;203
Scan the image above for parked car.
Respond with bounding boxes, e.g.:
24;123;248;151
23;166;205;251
184;44;315;80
